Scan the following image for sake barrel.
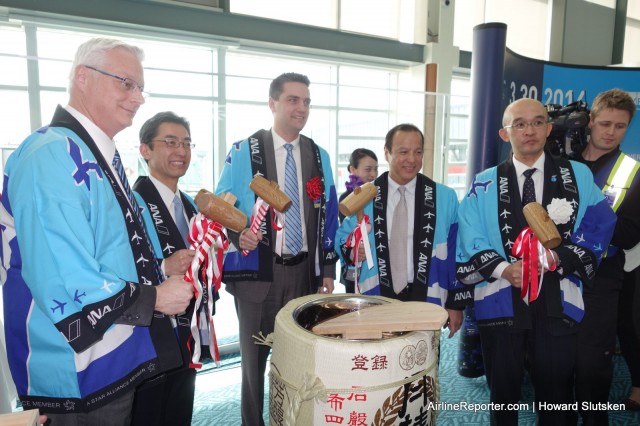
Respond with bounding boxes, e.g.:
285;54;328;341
269;294;446;426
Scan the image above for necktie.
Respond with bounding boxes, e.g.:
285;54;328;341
112;149;164;281
522;168;537;205
174;195;190;247
390;186;408;294
113;150;143;224
283;144;303;254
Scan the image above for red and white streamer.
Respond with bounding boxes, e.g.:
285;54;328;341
344;215;373;293
242;197;285;256
184;213;229;368
512;227;557;304
242;197;284;256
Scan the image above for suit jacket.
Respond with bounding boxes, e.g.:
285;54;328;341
216;129;338;303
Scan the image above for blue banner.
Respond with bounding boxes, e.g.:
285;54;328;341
503;48;640;155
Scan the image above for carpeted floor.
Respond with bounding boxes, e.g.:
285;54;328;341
193;331;640;425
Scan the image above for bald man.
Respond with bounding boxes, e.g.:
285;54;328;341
456;98;616;426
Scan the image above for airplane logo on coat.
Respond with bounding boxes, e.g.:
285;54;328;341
500;209;511;218
163;242;175;255
131;231;143;245
125;210;134;223
468;177;493;198
102;280;117;293
67;138;103;190
375;229;385;238
137;254;149;267
51;299;67;314
374;216;384;225
73;289;86;304
424;211;434;219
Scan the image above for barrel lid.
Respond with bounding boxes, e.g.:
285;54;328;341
311;301;448;340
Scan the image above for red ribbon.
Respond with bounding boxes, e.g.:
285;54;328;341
345;215;371;293
512;227;540;303
184;213;229;368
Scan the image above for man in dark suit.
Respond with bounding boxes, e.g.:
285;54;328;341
216;72;338;426
132;111;200;426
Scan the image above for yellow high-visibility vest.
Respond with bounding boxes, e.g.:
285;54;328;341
602;152;640;271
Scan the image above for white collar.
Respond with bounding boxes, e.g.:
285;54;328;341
271;128;300;151
388;174;417;195
148;174;180;208
513;152;545;177
64;104;116;161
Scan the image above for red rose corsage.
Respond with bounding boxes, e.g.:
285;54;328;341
306;176;323;208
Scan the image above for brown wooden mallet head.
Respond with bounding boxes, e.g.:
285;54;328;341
523;202;562;249
248;175;292;212
339;182;378;222
194;189;248;233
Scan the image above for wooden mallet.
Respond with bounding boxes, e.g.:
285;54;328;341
242;175;292;255
338;182;378;222
523;202;561;249
194;189;247;233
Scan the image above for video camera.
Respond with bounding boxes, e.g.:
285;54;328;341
545;100;590;158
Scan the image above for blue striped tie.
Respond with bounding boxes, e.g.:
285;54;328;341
113;150;164;280
174;195;190;246
283;143;303;254
112;150;143;223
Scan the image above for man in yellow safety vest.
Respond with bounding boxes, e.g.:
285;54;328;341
574;88;640;423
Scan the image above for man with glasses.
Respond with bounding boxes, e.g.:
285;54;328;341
216;72;338;426
573;89;640;423
0;38;192;425
132;111;201;426
456;98;616;425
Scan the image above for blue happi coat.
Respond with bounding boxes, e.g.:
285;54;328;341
456;155;616;326
335;172;468;308
216;129;338;285
0;107;181;413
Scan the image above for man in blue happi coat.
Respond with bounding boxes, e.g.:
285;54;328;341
335;123;467;337
215;72;338;426
456;98;616;426
0;38;193;425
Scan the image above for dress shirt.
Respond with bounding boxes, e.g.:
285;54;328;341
272;129;308;254
387;175;417;283
492;153;546;279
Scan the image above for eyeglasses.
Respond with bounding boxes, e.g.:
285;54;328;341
504;119;548;131
152;138;195;150
84;65;145;94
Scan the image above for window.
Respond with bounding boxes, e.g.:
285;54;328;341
1;21;458;349
454;0;550;60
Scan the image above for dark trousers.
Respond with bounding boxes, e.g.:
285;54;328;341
131;366;196;426
619;268;640;389
235;258;309;426
576;281;620;425
44;390;134;426
479;302;577;426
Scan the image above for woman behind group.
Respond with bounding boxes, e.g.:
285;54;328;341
338;148;378;293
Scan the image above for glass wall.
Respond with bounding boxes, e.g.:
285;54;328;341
0;20;464;348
